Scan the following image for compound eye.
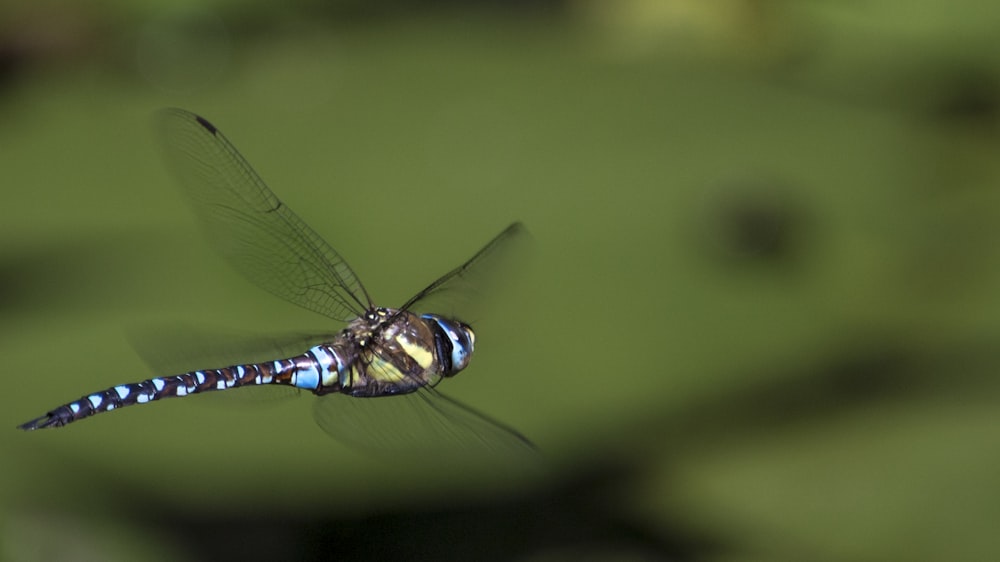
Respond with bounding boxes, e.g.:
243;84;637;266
445;322;475;373
447;327;475;373
421;314;476;374
459;322;475;352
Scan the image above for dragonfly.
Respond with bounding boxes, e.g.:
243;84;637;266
18;108;535;458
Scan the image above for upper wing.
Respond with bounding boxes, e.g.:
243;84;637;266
158;108;370;322
399;222;532;322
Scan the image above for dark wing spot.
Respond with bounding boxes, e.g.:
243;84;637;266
195;115;218;134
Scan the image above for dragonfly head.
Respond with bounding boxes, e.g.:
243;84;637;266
422;314;476;376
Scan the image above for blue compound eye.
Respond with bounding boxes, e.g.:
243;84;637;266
421;314;476;374
446;322;475;372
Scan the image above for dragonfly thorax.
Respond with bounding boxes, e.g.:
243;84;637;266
349;308;475;376
347;307;396;348
336;308;475;398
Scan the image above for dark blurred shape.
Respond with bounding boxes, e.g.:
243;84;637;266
925;63;1000;134
0;230;180;320
697;179;813;270
672;341;913;436
778;50;1000;138
91;462;708;562
621;334;1000;559
0;40;21;89
0;0;571;93
643;332;1000;457
0;2;106;90
299;0;567;20
0;238;115;316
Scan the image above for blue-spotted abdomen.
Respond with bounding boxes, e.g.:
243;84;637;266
292;345;346;391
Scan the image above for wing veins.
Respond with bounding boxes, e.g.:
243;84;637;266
159;108;371;321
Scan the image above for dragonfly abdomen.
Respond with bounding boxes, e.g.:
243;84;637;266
286;344;349;393
16;349;344;431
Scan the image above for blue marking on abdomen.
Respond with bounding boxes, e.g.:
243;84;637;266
294;370;319;389
309;345;341;387
292;353;320;390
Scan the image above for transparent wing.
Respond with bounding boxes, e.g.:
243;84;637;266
399;222;531;322
158;108;370;322
312;386;538;463
126;322;335;374
127;323;337;402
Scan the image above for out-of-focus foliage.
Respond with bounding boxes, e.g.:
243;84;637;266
2;1;1000;561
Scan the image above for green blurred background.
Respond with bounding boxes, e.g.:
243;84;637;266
3;1;1000;560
